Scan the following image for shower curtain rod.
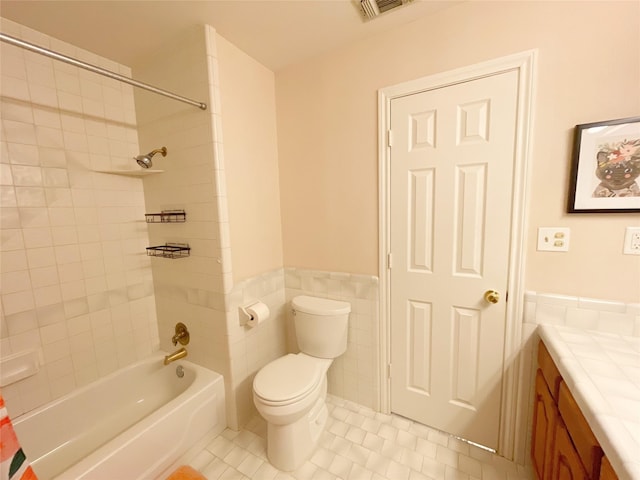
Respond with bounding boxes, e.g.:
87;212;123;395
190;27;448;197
0;33;208;111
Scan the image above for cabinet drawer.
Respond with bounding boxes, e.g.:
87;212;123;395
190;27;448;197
558;381;603;479
538;341;562;400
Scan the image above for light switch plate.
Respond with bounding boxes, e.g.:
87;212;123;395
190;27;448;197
537;227;570;252
623;227;640;255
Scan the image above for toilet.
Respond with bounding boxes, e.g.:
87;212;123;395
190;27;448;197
252;295;350;471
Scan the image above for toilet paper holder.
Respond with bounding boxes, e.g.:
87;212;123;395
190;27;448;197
239;301;270;327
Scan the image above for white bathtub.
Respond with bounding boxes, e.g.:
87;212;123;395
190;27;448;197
13;353;226;480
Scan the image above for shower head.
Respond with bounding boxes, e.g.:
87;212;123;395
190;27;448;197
134;147;167;169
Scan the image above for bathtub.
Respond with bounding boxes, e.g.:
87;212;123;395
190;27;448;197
13;353;226;480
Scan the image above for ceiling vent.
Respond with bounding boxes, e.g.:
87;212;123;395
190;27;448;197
359;0;412;20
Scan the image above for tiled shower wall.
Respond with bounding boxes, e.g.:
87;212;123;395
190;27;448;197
133;25;230;371
0;18;158;416
133;25;235;421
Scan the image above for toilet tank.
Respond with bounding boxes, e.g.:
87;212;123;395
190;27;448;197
292;295;350;359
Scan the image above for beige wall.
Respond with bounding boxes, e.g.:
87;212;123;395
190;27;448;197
217;34;283;282
276;1;640;302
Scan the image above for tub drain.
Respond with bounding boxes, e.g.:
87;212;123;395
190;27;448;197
175;365;185;378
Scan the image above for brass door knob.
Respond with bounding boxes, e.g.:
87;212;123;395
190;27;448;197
484;290;500;304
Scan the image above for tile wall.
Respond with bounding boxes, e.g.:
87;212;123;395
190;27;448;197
225;267;380;428
227;268;288;429
0;18;158;416
133;25;235;419
522;291;640;337
284;267;380;411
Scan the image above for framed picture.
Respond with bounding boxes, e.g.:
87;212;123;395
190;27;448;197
567;116;640;213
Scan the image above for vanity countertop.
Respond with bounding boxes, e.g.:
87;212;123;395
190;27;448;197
538;324;640;480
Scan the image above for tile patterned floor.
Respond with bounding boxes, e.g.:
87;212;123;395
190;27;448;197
174;395;533;480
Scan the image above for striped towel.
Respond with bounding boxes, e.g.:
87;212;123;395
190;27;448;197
0;394;37;480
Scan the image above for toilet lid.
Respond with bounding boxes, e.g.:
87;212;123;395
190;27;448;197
254;354;322;404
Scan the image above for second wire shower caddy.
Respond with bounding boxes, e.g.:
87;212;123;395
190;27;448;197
145;209;190;259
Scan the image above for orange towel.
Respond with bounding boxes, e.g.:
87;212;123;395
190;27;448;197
0;394;38;480
165;465;207;480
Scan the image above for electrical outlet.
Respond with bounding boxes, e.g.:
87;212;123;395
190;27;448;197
537;227;570;252
623;227;640;255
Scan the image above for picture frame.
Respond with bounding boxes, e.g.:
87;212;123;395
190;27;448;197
567;116;640;213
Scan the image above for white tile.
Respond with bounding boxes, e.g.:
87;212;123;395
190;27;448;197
365;451;390;474
251;462;279;480
8;143;39;166
311;448;336;470
328;454;353;479
534;302;566;326
386;460;411;480
2;289;35;315
380;439;404;462
378;424;398;442
188;449;216;471
33;109;61;129
348;463;373;480
207;435;236;458
5;310;38;336
346;426;367;445
457;454;482;477
435;445;458;468
11;165;42;186
345;443;371;467
236;452;263;477
0;270;32;293
400;449;423;472
578;297;627;314
22;227;53;248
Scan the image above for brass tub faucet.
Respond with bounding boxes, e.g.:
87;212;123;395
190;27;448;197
164;347;187;365
164;323;190;365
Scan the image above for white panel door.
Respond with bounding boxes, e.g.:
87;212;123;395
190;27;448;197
389;70;518;450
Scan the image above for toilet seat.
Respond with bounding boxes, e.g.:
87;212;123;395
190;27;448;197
253;354;323;406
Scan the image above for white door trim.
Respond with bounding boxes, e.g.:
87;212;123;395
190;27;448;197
378;50;537;461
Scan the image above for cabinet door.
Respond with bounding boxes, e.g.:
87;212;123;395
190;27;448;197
552;419;589;480
558;382;603;479
600;456;618;480
532;370;557;479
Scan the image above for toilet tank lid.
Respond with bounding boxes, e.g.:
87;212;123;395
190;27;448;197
292;295;351;315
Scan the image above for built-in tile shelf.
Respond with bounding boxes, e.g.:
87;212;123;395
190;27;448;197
94;169;165;177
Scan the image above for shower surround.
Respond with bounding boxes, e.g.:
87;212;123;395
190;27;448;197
0;17;159;416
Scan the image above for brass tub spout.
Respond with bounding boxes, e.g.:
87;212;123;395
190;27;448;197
164;347;187;365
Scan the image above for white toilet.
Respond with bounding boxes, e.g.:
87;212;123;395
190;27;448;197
252;295;350;471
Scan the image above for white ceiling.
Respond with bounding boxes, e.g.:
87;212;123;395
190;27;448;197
0;0;458;71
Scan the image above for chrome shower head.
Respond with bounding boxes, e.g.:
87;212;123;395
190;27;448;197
134;147;167;169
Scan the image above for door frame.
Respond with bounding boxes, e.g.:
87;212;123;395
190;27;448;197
377;50;537;461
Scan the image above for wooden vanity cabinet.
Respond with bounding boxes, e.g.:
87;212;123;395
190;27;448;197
531;340;607;480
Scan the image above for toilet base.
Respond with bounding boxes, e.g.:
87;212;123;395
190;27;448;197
266;397;329;471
